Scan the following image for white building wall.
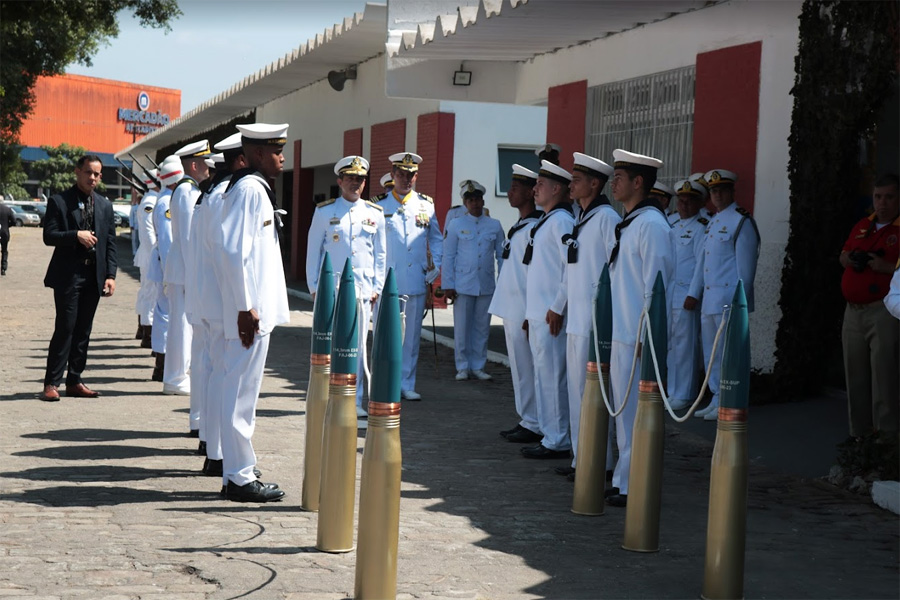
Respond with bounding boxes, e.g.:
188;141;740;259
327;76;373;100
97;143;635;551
439;100;546;231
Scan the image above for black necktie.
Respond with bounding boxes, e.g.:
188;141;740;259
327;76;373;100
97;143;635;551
562;195;609;264
608;197;665;265
502;210;543;259
522;203;573;265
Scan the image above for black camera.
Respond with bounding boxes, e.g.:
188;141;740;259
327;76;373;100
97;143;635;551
849;248;884;272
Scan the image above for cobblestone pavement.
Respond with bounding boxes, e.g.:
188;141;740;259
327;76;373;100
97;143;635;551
0;228;897;599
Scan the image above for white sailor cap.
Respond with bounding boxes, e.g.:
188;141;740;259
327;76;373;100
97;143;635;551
511;163;538;183
612;149;664;171
459;179;487;199
538;160;572;184
237;123;289;146
174;139;211;158
649;181;675;200
214;132;243;152
389;151;422;172
158;155;184;183
204;153;224;168
380;173;393;188
675;179;708;199
334;155;369;176
535;143;561;157
572;152;613;179
141;168;158;187
704;169;738;188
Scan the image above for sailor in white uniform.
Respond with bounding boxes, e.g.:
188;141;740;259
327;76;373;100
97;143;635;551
134;169;159;348
216;123;290;503
149;156;181;382
667;179;708;410
561;152;619;476
648;181;676;225
306;155;387;415
491;165;544;444
521;160;576;460
687;169;759;421
442;179;504;381
376;151;442;399
606;149;674;507
163;140;210;408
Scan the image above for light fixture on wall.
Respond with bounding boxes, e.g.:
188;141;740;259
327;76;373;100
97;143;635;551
453;63;472;86
327;66;357;92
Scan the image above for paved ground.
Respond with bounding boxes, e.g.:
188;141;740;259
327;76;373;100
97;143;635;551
1;227;897;600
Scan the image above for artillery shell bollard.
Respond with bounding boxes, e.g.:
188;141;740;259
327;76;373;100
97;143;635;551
355;268;403;600
572;266;613;516
301;253;336;512
702;281;750;600
623;272;668;553
317;258;360;553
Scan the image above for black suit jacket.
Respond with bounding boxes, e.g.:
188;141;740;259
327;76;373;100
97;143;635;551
43;186;117;293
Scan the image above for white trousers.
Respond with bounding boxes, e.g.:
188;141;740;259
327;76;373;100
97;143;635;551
190;322;208;436
136;270;157;325
357;298;372;409
151;290;169;354
203;319;225;461
701;312;725;406
164;283;191;394
528;319;570;451
610;340;640;494
503;318;539;434
452;293;492;372
667;307;702;401
221;333;271;486
401;292;426;393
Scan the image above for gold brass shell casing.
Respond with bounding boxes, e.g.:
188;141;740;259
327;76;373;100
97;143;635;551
622;387;664;553
301;362;331;511
316;382;359;553
572;365;610;516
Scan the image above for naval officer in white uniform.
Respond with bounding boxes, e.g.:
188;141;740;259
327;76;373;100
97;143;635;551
521;160;576;460
217;123;290;503
492;165;544;444
134;168;159;348
560;152;619;476
686;169;759;421
442;179;505;381
306;155;387;415
149;156;181;382
376;151;442;399
606;149;674;507
666;179;708;410
648;181;676;224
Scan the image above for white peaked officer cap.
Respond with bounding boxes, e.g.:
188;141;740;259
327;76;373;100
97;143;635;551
204;153;224;168
675;179;708;198
141;168;158;186
459;179;487;199
158;155;184;183
538;159;572;184
389;151;422;172
214;132;243;152
174;139;211;158
704;169;738;188
380;173;393;188
534;143;561;157
649;181;675;200
237;123;289;146
511;163;538;183
572;152;613;179
689;172;710;189
612;149;664;171
334;155;370;176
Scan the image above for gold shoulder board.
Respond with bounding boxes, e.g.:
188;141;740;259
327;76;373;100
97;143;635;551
365;200;384;211
316;198;336;208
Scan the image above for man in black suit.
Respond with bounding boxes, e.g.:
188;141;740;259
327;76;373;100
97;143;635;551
40;155;118;402
0;200;13;275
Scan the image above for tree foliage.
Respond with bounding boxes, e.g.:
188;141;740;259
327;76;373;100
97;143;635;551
773;0;899;396
0;0;181;182
31;143;98;197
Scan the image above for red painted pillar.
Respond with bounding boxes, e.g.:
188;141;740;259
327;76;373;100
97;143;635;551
547;80;588;172
370;118;407;195
416;112;455;222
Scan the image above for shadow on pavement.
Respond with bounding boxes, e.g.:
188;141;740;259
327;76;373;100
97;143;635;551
0;485;219;507
1;465;198;482
22;428;187;442
13;444;197;461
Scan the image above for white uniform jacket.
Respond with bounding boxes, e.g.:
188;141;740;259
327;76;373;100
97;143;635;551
524;203;576;322
377;190;443;295
443;205;467;233
147;188;172;283
306;196;387;300
563;197;621;337
442;213;505;296
134;190;158;270
489;210;543;323
885;264;900;319
219;172;290;340
163;177;201;286
688;202;760;314
669;214;707;309
609;204;674;345
188;178;228;325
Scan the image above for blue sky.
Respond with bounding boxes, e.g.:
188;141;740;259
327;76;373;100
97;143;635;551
67;0;372;113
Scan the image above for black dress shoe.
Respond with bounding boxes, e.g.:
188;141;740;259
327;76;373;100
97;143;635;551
554;466;575;476
188;429;199;438
606;493;628;507
604;486;621;498
607;469;614;482
506;428;543;444
219;486;226;497
520;443;543;454
521;445;570;460
203;459;223;476
253;466;262;478
226;480;285;503
197;441;207;455
500;424;524;438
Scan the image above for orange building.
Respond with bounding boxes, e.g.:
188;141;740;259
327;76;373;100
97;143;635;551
18;73;180;199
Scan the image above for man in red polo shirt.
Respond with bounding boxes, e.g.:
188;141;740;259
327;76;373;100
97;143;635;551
839;173;899;438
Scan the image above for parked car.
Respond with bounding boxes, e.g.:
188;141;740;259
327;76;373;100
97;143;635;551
8;204;41;227
112;203;132;228
12;202;46;226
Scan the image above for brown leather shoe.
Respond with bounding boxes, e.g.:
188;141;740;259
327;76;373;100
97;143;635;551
65;383;100;398
40;384;60;402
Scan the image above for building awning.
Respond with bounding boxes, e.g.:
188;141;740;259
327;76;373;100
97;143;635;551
116;2;387;158
20;146;127;168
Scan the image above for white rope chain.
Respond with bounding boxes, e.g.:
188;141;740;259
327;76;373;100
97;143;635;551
359;294;407;400
590;299;643;418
